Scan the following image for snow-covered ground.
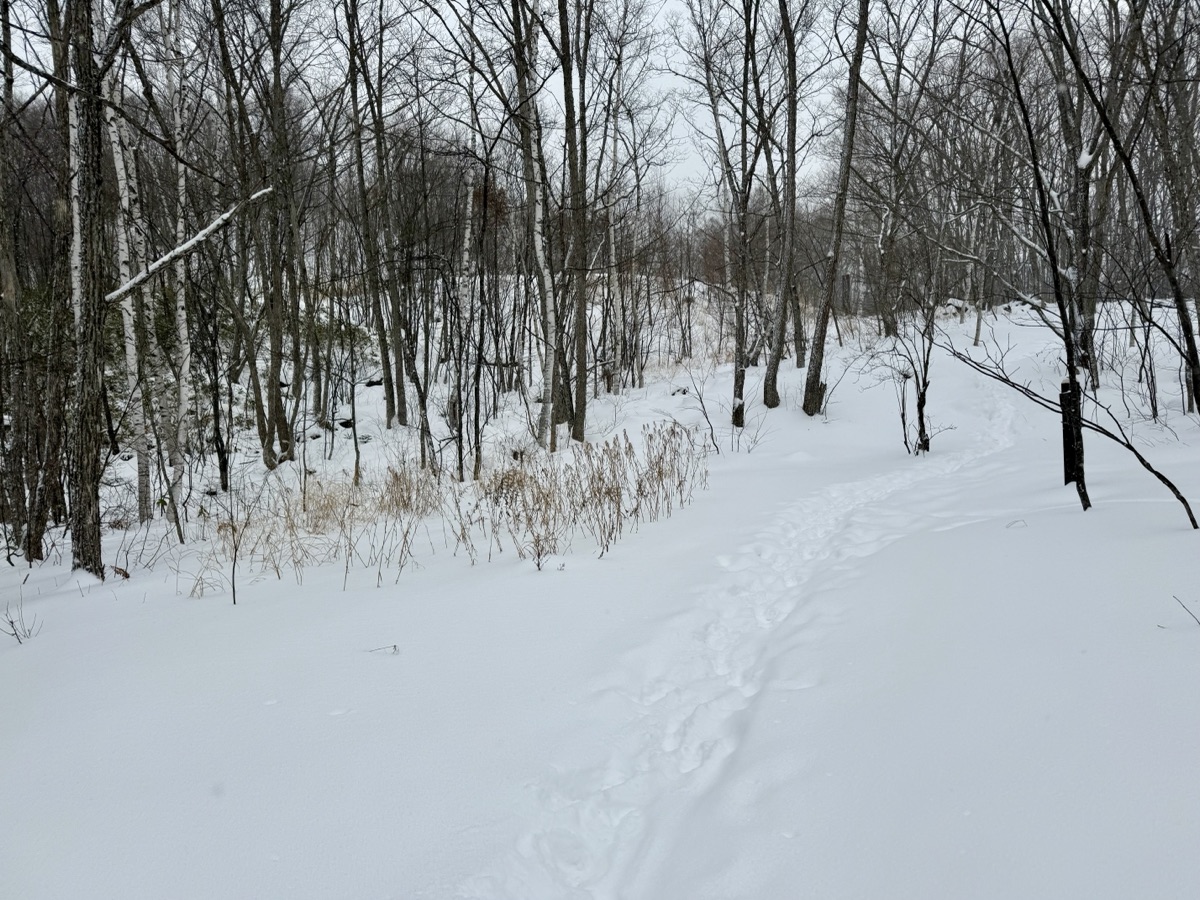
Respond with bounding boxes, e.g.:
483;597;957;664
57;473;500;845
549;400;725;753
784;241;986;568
4;311;1200;899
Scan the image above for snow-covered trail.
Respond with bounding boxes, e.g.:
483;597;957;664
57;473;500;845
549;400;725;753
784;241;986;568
638;432;1200;897
5;329;1199;900
463;376;1024;899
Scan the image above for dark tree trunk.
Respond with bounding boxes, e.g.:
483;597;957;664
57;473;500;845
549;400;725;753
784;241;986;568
68;0;108;578
803;0;869;417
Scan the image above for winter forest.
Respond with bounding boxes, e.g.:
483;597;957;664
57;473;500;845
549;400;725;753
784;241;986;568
3;0;1200;896
1;0;1197;572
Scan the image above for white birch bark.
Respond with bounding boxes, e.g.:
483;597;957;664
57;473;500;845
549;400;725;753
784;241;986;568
103;76;153;523
165;0;191;519
68;90;82;332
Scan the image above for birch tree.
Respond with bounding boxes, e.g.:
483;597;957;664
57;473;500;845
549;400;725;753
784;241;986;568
103;70;154;523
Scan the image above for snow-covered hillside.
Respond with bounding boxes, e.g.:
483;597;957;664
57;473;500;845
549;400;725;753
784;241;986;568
3;311;1199;900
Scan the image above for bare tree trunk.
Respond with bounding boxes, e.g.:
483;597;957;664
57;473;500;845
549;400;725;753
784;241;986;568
802;0;869;417
345;0;398;429
68;0;107;577
103;78;154;524
262;0;295;467
992;1;1091;510
165;0;191;536
0;0;27;559
684;0;768;428
367;6;409;427
763;0;802;409
556;0;590;443
0;0;15;321
511;0;556;448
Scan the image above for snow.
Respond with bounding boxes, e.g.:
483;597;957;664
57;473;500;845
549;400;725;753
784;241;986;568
4;311;1200;899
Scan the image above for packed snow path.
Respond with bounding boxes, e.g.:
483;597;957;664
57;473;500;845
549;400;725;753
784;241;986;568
463;387;1023;899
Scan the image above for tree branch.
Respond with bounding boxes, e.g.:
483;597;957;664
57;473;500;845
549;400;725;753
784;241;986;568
105;187;273;305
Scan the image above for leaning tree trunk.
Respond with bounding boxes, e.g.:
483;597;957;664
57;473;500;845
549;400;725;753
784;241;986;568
802;0;869;417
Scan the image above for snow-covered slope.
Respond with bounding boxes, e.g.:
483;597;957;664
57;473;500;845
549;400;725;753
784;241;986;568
3;313;1199;899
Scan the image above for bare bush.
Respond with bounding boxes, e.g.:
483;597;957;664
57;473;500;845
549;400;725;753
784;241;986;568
483;461;574;569
482;422;709;566
2;599;42;644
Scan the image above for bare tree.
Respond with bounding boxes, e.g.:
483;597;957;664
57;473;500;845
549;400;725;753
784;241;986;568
802;0;869;416
762;0;821;408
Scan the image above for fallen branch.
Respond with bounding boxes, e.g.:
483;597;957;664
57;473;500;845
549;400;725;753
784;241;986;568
105;187;274;305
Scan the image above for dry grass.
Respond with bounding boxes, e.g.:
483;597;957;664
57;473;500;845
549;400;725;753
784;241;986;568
168;422;708;594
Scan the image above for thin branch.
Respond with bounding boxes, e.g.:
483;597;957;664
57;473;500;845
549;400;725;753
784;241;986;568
941;339;1198;529
1173;596;1200;628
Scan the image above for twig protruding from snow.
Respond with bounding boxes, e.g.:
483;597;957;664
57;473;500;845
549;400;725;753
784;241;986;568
1173;596;1200;629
